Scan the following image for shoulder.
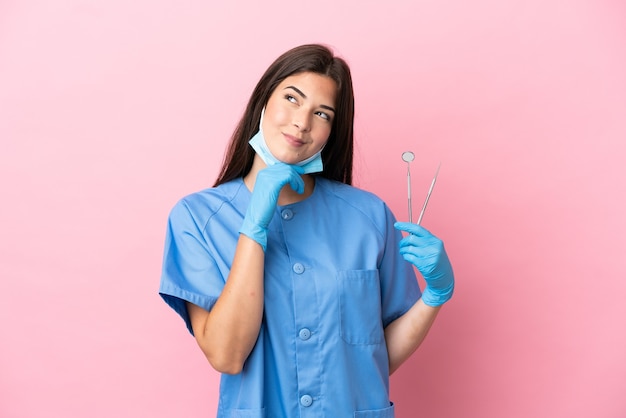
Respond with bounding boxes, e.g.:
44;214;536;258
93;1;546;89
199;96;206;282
317;177;387;208
168;178;246;229
315;178;394;227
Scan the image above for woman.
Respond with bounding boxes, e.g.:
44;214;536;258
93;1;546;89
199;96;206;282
159;43;454;417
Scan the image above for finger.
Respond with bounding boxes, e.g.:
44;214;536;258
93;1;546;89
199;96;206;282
399;233;441;249
399;249;441;275
279;165;304;194
262;165;303;191
291;165;305;175
399;252;422;266
288;172;305;194
271;162;304;174
399;243;439;257
394;222;434;238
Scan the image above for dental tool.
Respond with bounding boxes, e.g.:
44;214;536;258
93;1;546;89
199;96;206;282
417;162;441;225
401;151;415;223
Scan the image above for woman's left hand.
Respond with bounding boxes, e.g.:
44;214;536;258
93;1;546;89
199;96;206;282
394;222;455;307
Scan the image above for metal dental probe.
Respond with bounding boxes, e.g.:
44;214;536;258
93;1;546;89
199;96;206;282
417;162;441;225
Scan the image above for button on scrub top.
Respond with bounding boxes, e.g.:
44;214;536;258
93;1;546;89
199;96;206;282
159;177;421;418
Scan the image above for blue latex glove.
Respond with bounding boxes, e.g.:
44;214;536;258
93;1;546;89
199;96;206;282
394;222;455;307
239;163;305;251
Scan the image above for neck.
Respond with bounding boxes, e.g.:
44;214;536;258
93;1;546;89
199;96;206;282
244;156;315;205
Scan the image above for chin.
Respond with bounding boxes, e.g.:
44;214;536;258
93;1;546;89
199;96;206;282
276;155;303;165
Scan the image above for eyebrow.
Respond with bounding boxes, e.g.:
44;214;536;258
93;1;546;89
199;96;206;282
285;85;336;113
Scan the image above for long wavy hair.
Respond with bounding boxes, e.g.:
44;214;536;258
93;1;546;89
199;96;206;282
213;44;355;186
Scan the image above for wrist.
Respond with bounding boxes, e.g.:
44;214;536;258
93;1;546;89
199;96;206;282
239;218;267;251
421;282;454;307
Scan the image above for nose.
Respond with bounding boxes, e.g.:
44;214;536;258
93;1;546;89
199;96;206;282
293;110;311;132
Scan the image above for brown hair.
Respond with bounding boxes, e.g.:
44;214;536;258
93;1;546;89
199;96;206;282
213;44;355;186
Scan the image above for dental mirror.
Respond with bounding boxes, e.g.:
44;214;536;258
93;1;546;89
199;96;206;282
402;151;415;222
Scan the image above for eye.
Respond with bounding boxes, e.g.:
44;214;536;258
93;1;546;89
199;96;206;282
284;94;298;104
316;111;332;121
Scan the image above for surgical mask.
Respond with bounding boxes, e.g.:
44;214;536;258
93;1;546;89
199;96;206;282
248;108;324;174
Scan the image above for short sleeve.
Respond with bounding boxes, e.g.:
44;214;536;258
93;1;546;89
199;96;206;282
378;204;422;328
159;199;225;335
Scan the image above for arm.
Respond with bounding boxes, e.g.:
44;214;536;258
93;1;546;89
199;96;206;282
187;235;265;375
385;300;441;374
386;222;455;374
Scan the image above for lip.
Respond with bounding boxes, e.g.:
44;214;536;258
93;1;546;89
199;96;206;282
283;133;306;147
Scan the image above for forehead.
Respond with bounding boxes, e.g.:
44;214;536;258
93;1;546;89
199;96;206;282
275;72;337;105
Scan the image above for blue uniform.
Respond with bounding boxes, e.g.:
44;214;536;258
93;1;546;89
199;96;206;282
159;177;421;417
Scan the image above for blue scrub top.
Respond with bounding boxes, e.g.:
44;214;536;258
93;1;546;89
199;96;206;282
159;177;421;417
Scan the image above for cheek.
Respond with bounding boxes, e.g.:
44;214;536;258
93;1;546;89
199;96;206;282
312;133;331;153
264;101;289;127
316;124;332;144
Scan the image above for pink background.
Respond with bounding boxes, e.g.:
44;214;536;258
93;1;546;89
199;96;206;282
1;1;625;417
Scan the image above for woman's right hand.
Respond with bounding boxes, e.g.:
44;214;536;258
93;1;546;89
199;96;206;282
239;163;305;250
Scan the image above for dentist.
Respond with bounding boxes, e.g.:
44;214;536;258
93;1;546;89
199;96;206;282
159;43;454;418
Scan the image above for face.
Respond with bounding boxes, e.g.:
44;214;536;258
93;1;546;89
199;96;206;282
261;72;337;165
